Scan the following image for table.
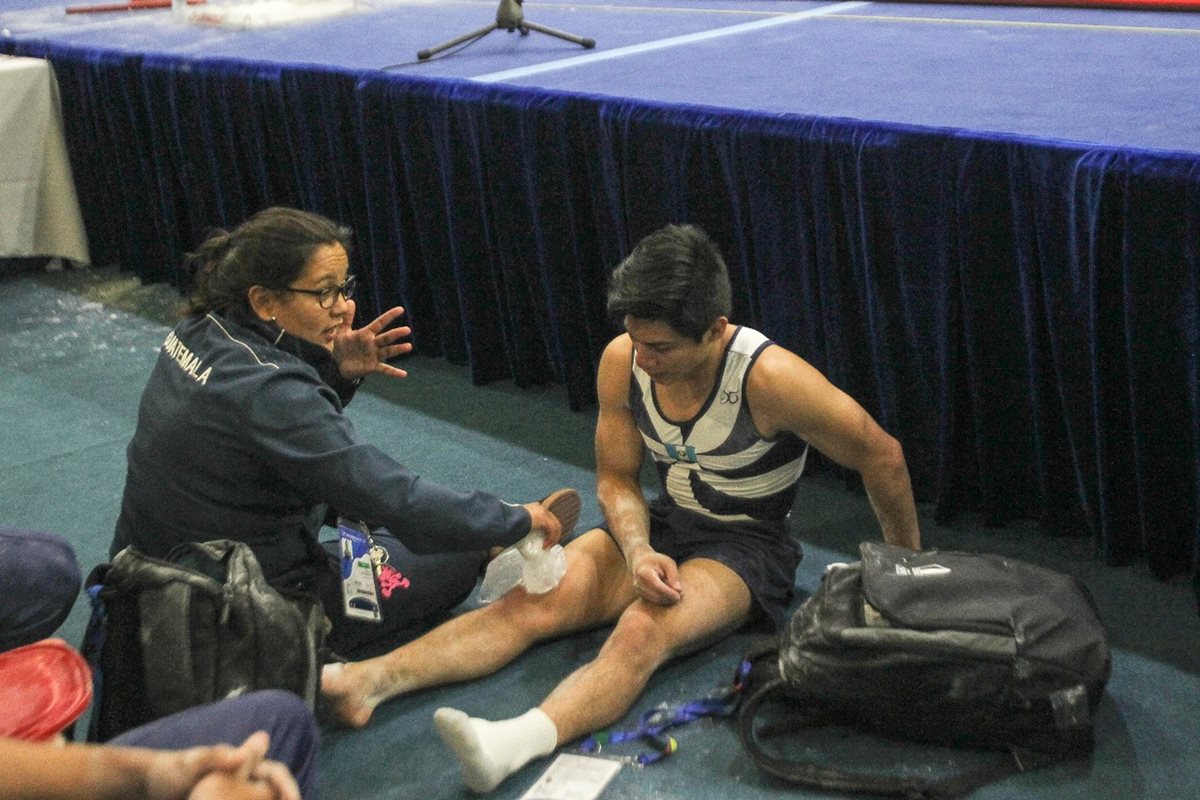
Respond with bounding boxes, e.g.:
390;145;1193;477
0;56;90;266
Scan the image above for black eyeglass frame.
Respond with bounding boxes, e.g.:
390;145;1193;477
283;274;357;309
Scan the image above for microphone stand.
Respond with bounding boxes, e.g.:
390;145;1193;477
418;0;595;61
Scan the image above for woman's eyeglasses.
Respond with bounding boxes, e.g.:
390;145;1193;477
284;274;356;309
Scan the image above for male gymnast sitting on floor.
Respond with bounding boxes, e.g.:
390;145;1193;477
322;223;921;792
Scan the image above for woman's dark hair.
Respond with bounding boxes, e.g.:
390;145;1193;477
606;224;732;341
181;207;352;317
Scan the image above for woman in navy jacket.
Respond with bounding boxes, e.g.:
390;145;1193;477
110;207;574;656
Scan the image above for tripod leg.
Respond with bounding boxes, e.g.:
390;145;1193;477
521;20;595;49
418;23;500;60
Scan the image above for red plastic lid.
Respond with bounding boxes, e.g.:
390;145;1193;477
0;638;93;741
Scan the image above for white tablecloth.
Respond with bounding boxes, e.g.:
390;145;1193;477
0;55;90;265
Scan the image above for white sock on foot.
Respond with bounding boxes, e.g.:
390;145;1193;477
433;707;558;793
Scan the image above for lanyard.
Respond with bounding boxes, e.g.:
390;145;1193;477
579;658;752;765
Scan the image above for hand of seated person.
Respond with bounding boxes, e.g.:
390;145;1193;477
625;542;683;606
147;731;300;800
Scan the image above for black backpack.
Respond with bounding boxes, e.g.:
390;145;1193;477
83;539;327;741
736;541;1111;798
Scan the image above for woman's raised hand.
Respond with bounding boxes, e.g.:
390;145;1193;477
333;304;413;381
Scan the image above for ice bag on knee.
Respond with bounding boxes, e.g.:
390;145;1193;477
477;533;566;603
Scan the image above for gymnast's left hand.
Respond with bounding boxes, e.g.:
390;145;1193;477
333;302;413;381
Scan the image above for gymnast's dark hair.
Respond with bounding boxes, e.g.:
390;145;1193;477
181;207;352;317
606;224;732;341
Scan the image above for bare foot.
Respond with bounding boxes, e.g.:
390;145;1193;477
320;661;383;727
540;488;582;537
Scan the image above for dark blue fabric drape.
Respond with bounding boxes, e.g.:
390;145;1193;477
7;40;1198;599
